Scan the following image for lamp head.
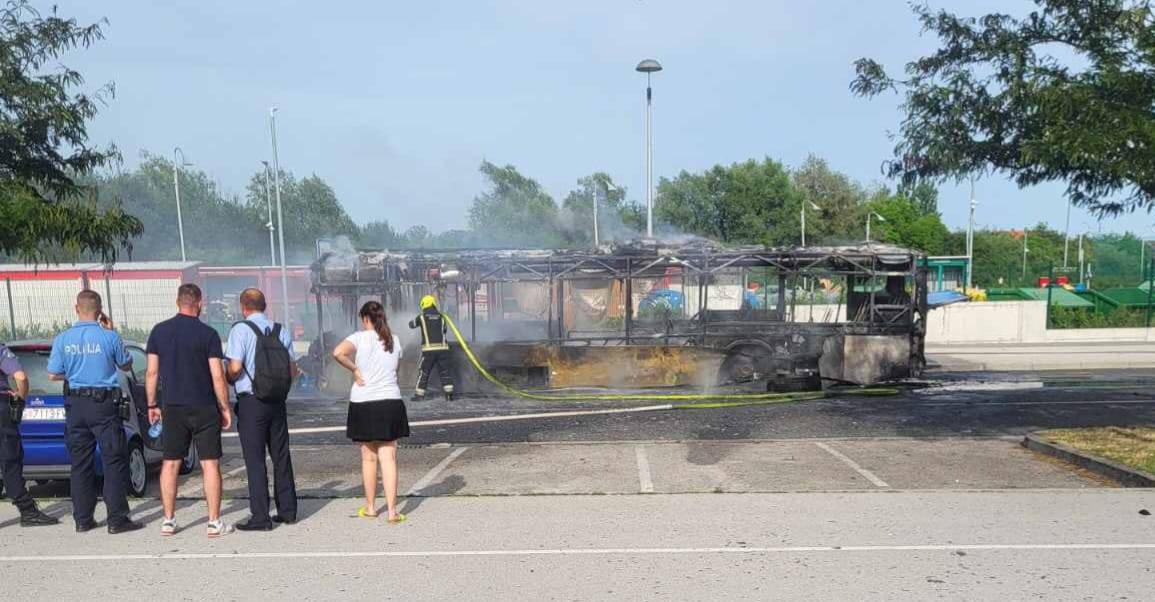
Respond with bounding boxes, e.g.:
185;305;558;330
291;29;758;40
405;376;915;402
635;59;663;73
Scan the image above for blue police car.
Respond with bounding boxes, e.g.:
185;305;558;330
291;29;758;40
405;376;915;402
6;340;197;497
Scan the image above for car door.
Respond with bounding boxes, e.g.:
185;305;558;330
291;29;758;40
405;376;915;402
124;345;161;451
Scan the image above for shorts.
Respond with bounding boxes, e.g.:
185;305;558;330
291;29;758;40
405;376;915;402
162;404;222;461
346;399;410;442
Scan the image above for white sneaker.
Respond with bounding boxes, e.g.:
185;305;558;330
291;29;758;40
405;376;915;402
207;520;234;538
160;518;177;536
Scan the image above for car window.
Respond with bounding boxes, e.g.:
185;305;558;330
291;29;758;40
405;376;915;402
9;351;63;397
126;346;147;381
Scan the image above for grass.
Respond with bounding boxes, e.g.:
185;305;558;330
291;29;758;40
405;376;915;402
1040;427;1155;475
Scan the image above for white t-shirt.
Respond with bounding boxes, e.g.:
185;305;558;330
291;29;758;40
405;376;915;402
344;330;403;403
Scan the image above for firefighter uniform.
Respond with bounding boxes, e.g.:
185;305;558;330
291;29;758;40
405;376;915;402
409;296;455;401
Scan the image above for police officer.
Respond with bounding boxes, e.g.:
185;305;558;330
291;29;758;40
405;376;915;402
409;295;455;401
1;342;58;527
47;290;143;534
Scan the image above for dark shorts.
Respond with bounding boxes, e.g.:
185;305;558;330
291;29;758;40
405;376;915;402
162;404;222;461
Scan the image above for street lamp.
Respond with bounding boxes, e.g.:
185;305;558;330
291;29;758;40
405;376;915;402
866;211;886;242
636;58;662;238
268;107;290;327
965;178;978;290
1063;198;1072;268
171;147;192;262
261;161;277;267
1022;228;1030;281
801;200;821;247
593;179;621;249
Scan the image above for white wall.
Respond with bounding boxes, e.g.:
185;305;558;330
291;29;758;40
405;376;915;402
925;300;1155;345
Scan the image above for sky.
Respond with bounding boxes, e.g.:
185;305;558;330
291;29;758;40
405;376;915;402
47;0;1152;238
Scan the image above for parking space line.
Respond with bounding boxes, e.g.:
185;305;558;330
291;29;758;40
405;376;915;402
3;543;1154;562
814;441;889;488
405;446;469;497
635;445;654;493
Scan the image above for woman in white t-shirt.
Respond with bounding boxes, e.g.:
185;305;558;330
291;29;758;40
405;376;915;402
331;300;409;522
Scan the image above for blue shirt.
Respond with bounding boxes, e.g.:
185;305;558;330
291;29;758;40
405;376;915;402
47;321;132;389
225;313;295;395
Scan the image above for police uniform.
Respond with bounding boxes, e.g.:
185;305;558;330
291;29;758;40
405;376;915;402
47;321;136;531
409;297;455;400
0;343;57;526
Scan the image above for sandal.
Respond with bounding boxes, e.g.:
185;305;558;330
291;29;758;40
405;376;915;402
357;507;379;519
387;513;407;524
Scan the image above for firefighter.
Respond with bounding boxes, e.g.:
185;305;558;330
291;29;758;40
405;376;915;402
409;295;455;401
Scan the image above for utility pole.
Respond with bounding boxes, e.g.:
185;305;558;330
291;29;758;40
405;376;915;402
636;59;662;238
269;107;291;327
261;161;277;267
1078;231;1085;284
1022;228;1029;281
1063;199;1071;268
172;147;189;261
966;178;977;290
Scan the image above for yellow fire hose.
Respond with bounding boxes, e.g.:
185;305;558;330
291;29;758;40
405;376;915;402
442;315;897;408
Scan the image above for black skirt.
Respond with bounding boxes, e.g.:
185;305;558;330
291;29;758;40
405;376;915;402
346;399;410;442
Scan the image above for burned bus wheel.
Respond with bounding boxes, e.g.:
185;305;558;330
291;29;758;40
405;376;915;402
717;345;770;385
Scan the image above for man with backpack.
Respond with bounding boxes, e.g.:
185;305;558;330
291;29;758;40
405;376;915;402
226;288;298;531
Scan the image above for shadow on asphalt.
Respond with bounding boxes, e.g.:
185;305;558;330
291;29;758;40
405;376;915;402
400;474;466;516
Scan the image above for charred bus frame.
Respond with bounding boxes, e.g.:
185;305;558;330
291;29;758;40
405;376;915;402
310;242;928;389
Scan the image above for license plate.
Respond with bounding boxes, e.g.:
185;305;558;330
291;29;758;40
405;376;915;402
22;407;66;421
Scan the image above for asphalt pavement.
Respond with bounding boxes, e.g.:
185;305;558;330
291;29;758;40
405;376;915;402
5;369;1155;600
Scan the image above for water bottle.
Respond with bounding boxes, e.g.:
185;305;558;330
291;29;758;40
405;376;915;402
148;420;163;439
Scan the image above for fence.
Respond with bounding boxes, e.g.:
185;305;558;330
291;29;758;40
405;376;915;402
0;275;180;342
1044;260;1155;329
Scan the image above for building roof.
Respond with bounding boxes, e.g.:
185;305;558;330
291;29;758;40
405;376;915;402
0;261;201;273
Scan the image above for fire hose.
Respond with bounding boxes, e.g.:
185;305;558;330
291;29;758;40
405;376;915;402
441;314;897;408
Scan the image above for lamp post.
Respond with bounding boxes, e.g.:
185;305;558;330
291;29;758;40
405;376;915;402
269;107;290;327
636;59;662;238
965;178;978;290
1022;228;1030;281
866;211;886;242
261;161;277;267
171;147;191;261
801;200;821;247
1063;199;1072;268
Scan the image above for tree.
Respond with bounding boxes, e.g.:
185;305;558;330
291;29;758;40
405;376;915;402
852;1;1155;216
467;161;561;247
791;155;867;244
245;170;357;260
560;173;644;246
656;158;799;245
866;189;950;254
0;2;141;262
358;220;398;249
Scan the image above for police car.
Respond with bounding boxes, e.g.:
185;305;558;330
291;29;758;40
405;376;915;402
6;340;197;497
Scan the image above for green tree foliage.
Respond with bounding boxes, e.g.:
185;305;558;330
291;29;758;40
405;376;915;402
655;158;799;245
358;220;398;248
245;170;357;260
866;189;951;254
560;173;643;246
467;161;560;247
792;155;867;244
852;0;1155;216
0;1;141;262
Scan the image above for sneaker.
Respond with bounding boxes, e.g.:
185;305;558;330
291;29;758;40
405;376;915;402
160;518;177;536
207;520;234;538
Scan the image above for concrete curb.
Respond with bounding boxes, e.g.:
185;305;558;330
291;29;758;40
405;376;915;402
1022;433;1155;487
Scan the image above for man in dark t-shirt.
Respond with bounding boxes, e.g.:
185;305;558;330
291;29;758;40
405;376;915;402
145;283;234;537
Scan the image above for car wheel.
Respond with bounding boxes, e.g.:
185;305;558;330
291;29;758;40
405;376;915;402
179;444;198;475
128;440;148;498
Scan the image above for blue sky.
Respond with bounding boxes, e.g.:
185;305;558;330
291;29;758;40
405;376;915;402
52;0;1150;237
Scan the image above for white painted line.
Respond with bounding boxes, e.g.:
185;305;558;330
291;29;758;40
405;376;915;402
222;404;674;438
405;446;469;497
814;441;889;488
3;543;1155;562
916;399;1155;407
635;445;654;493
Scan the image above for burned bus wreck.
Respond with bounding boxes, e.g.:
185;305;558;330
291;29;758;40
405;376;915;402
308;239;928;396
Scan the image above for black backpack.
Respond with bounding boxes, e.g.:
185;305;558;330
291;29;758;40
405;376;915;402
240;321;293;402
